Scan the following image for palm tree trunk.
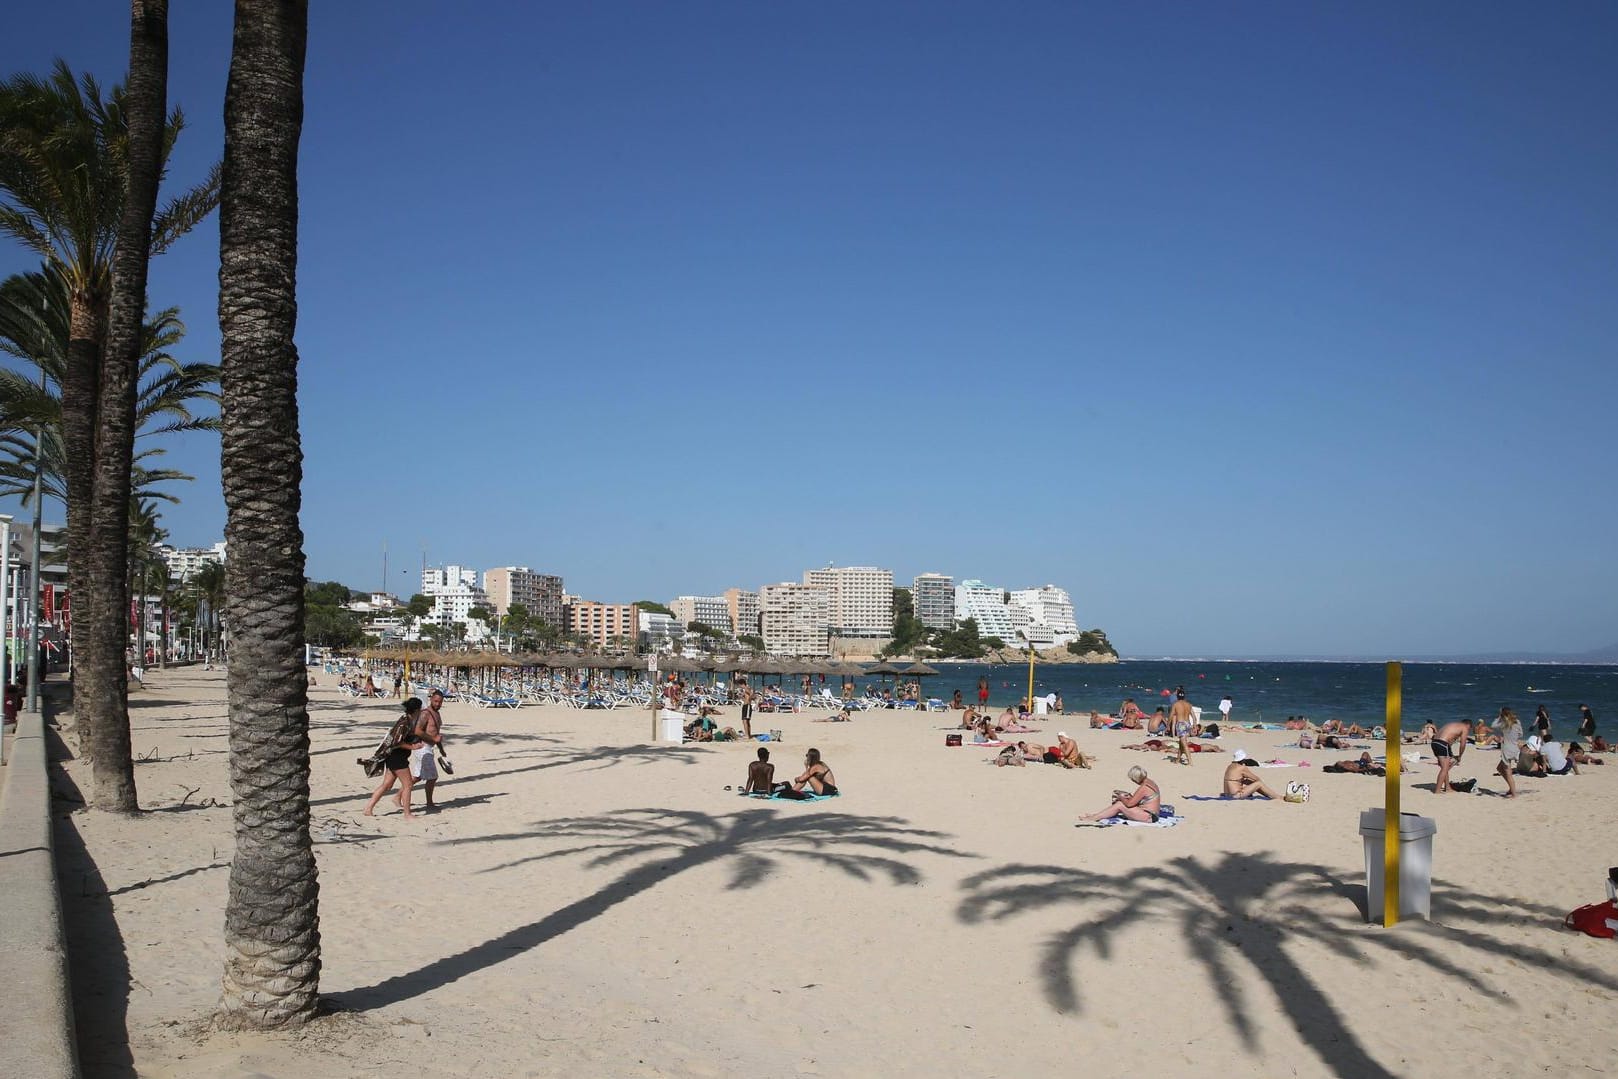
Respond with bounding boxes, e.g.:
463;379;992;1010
82;0;172;813
61;293;102;747
217;0;318;1029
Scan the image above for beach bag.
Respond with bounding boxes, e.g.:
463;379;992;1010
1563;901;1617;939
1284;781;1310;803
946;733;963;746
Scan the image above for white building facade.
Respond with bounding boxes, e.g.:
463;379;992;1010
670;595;731;634
159;541;226;582
639;610;683;648
954;579;1017;642
759;583;831;656
420;564;489;630
1008;585;1080;646
724;588;760;638
912;573;955;629
803;565;893;638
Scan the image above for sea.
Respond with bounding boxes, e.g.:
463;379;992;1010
876;660;1616;734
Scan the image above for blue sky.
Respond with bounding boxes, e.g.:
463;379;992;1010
3;2;1615;656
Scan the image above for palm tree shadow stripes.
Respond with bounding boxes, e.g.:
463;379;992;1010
958;852;1617;1079
331;808;971;1012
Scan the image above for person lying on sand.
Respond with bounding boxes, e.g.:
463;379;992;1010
1222;759;1280;799
1079;766;1161;822
1017;741;1047;762
813;708;853;723
1568;742;1606;766
1323;752;1406;775
1090;711;1115;729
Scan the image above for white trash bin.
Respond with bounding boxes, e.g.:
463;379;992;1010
1359;809;1438;922
658;709;686;743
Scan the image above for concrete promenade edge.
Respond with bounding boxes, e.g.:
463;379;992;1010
0;707;82;1079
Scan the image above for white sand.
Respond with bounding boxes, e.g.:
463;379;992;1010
54;667;1618;1078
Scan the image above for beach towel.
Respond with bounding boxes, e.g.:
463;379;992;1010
1182;794;1259;802
741;789;840;802
1077;814;1183;828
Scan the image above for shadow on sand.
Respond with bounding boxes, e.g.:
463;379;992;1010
956;852;1614;1079
330;807;970;1012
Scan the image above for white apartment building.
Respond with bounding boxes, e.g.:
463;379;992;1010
420;564;489;629
670;595;731;634
954;579;1017;642
483;566;564;627
1009;585;1080;645
639;610;682;648
724;588;760;638
159;541;226;583
803;565;893;638
912;573;955;629
759;583;831;656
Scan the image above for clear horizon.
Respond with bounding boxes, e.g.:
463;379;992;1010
4;3;1615;657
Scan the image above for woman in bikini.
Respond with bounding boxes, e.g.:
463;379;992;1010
791;748;838;796
1080;765;1161;822
363;697;425;819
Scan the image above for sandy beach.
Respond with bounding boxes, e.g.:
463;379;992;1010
52;667;1618;1079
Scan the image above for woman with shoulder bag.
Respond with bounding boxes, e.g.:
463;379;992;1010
363;697;426;819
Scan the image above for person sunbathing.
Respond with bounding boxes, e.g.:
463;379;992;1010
999;713;1036;733
1592;736;1613;753
1472;720;1499;747
1090;711;1114;729
958;706;978;731
1284;716;1308;731
1044;732;1091;768
744;747;775;793
1016;741;1047;762
1079;765;1162;822
785;748;837;796
1568;742;1606;766
973;717;999;744
1222;760;1280;799
1120;709;1144;730
1324;752;1383;775
813;709;853;722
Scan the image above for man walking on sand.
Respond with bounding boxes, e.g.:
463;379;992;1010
412;688;449;809
1170;691;1194;738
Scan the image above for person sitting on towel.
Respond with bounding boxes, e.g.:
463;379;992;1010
781;748;837;798
1079;765;1162;822
744;747;775;793
1541;739;1578;775
1222;756;1280;799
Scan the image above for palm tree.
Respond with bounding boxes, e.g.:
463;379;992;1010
216;0;318;1030
0;269;219;506
191;560;225;659
0;53;217;810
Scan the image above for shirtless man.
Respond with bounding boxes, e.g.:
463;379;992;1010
1170;691;1194;738
1148;707;1170;735
1431;719;1470;793
744;747;775;793
1222;759;1279;799
1017;741;1047;763
411;688;448;810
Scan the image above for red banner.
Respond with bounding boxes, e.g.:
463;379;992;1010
42;584;54;621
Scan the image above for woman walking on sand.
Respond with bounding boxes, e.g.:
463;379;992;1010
1493;707;1522;798
364;697;426;819
1533;705;1551;741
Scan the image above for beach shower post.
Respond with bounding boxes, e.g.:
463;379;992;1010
1384;661;1402;927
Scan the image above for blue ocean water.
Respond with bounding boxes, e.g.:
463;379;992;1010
895;660;1615;733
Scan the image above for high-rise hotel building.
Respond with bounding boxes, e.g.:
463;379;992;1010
803;565;893;638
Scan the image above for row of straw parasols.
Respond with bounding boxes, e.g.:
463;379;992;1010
356;648;939;679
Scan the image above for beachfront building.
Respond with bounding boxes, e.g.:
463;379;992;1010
803;565;893;638
759;583;831;656
159;541;226;583
419;564;489;630
1008;585;1080;646
565;600;639;650
724;588;760;638
483;566;564;628
639;610;683;649
912;573;955;629
670;595;730;634
954;579;1017;642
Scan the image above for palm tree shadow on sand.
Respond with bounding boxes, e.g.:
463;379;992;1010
957;852;1618;1079
331;807;971;1011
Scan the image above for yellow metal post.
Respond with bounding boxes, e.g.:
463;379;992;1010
1026;642;1036;712
1384;661;1403;928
